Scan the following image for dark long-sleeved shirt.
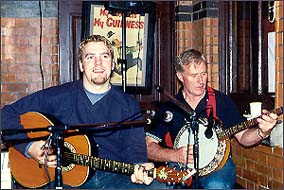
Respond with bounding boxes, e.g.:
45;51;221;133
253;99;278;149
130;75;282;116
1;80;147;164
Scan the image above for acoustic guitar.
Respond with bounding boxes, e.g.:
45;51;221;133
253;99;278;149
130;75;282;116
8;112;193;188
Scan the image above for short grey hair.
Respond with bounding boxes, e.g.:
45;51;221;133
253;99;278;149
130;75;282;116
175;49;207;72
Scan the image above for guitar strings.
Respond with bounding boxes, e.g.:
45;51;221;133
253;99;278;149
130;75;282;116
62;152;190;183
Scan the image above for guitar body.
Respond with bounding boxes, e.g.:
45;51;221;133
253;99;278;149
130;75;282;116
8;112;194;188
9;112;91;188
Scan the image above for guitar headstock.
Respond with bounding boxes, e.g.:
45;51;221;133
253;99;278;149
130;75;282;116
155;166;194;187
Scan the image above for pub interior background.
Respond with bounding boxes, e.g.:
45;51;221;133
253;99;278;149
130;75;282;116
1;1;283;189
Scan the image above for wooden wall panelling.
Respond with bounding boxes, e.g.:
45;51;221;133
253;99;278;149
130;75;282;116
139;2;176;106
59;0;82;84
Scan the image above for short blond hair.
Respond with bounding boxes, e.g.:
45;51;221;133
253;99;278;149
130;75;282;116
79;35;114;62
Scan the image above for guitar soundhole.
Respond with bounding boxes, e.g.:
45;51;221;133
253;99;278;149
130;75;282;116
61;142;76;172
62;147;71;166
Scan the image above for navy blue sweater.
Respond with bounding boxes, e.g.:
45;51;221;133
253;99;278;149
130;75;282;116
1;80;147;164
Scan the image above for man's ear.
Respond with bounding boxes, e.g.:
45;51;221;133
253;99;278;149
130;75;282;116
176;72;184;83
79;61;84;72
111;61;115;70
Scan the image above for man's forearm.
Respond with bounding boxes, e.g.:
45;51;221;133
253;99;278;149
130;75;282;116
238;128;265;147
147;142;177;163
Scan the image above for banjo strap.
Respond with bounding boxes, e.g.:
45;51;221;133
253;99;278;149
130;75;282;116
165;132;173;147
206;86;222;123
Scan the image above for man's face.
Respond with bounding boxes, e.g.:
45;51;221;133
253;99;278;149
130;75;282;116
176;60;208;97
79;41;113;86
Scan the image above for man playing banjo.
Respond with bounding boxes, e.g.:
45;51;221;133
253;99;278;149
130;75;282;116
145;49;278;189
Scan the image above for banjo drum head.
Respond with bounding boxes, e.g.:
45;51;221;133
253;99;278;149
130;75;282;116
173;121;227;176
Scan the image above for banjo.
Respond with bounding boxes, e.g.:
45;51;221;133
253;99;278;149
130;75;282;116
155;86;283;176
173;107;283;176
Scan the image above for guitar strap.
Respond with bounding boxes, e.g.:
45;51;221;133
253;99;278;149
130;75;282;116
164;86;222;148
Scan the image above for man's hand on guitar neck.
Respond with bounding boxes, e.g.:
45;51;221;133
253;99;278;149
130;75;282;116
28;140;57;168
131;163;154;185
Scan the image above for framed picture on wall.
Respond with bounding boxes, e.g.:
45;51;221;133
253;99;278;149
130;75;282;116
82;1;156;94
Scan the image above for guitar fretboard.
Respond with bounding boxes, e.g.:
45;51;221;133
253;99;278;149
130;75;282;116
63;152;155;177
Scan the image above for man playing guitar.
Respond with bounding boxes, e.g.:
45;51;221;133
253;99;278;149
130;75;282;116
1;35;167;189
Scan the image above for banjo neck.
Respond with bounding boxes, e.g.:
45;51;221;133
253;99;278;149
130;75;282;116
218;107;283;140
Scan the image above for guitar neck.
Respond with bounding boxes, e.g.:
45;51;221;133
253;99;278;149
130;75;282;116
218;107;283;140
63;152;155;178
